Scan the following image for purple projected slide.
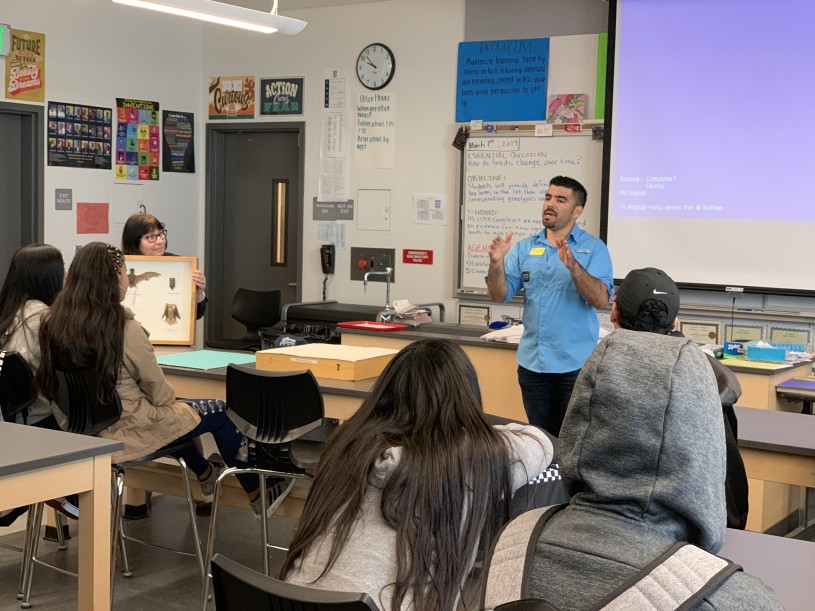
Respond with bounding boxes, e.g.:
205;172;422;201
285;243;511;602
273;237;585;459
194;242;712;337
611;0;815;222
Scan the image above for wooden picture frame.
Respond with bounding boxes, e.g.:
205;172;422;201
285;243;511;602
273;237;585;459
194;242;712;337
122;255;197;345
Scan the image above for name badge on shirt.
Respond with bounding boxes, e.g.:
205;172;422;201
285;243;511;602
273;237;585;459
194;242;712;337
522;271;530;282
529;247;545;255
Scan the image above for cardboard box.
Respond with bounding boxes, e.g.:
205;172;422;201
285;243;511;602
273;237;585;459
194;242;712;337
256;344;398;381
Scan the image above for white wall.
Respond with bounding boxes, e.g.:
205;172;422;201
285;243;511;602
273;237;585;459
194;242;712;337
1;0;205;264
4;0;466;314
201;0;465;311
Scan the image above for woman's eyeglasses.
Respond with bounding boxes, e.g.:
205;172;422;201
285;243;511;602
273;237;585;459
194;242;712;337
142;229;168;243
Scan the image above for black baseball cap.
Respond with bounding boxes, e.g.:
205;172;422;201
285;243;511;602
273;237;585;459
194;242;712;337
616;267;680;322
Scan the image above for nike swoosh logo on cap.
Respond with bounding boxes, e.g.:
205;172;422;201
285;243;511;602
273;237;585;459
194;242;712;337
653;290;667;295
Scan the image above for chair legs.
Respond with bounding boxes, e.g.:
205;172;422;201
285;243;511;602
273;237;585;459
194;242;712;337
16;458;205;608
114;457;206;585
201;467;301;610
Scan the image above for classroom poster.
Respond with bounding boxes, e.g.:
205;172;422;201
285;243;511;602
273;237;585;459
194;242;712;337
355;92;395;168
115;98;160;181
5;29;45;103
547;93;587;124
47;101;113;169
259;77;304;116
455;38;549;122
208;75;255;119
162;110;195;173
76;202;110;234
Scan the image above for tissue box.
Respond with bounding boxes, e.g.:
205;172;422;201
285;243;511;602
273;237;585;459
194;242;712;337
746;342;786;363
256;344;398;380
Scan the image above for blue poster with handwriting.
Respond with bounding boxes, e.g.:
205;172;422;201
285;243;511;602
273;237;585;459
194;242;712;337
456;38;549;122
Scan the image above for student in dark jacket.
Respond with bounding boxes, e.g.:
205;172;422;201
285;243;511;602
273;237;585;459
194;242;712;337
611;267;749;529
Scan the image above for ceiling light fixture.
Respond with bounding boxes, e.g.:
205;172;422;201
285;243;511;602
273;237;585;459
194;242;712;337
112;0;306;35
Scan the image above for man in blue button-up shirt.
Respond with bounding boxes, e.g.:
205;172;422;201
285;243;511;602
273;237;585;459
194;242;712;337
487;176;614;436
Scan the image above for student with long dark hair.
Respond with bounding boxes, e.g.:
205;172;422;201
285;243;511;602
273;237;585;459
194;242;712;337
279;339;553;610
0;243;80;520
121;213;207;319
36;243;274;516
0;243;64;428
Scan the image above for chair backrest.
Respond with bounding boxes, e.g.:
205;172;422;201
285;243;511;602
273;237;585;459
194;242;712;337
210;553;379;611
232;289;282;335
0;351;37;422
52;369;123;436
226;364;324;444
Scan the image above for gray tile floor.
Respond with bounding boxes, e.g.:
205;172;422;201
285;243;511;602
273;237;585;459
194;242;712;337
0;494;296;610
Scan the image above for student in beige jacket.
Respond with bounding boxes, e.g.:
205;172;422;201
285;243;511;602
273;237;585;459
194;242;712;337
37;243;276;517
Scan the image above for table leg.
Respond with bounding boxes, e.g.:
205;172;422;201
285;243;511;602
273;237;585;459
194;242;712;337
77;455;112;610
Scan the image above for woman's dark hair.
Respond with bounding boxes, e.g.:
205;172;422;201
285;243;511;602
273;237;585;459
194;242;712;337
278;339;514;610
121;213;165;255
0;244;64;347
36;243;126;403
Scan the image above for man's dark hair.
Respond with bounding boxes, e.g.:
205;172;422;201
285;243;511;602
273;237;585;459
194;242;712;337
616;299;674;334
550;175;587;208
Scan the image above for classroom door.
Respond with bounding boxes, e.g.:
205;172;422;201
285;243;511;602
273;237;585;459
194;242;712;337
205;124;303;344
0;102;43;286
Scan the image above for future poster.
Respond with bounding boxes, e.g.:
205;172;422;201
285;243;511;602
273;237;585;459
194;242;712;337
47;101;113;169
115;98;160;181
208;75;255;119
5;29;45;103
162;110;195;173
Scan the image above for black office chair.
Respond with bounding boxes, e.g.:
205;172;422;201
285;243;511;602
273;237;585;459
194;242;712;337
0;351;38;423
19;369;206;608
207;288;282;352
494;601;553;611
210;553;378;611
202;365;326;607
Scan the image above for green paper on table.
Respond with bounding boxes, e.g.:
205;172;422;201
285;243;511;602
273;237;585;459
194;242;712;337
156;350;256;370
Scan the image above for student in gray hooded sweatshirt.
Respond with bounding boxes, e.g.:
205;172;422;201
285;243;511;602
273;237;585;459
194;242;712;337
526;329;783;609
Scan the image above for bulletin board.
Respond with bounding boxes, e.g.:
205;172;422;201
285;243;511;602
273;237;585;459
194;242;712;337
456;128;603;294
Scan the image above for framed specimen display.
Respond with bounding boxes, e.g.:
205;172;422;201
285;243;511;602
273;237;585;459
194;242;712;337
122;255;197;345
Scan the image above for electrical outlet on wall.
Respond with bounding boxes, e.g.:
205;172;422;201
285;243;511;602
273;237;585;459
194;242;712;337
350;247;396;282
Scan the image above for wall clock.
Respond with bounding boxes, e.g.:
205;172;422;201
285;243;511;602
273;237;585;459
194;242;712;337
356;43;395;90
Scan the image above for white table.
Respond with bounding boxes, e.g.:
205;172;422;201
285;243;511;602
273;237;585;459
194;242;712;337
0;423;121;610
721;527;815;611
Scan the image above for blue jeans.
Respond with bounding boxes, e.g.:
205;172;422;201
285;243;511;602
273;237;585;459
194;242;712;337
158;399;257;494
517;367;580;437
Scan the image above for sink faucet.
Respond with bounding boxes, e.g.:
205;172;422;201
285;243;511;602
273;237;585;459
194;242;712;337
363;267;396;323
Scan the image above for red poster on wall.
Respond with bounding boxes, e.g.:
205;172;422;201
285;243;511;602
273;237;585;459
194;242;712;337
77;202;109;234
403;249;433;265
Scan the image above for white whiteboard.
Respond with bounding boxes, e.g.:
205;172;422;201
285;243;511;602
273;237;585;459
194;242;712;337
458;132;603;292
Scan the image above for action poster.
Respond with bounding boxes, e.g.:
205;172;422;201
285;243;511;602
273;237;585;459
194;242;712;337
259;77;304;116
5;29;45;103
162;110;195;173
115;98;160;181
47;101;113;169
208;75;255;119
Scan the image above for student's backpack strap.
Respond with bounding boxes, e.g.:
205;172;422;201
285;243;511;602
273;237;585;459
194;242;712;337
483;505;742;611
592;542;742;611
482;504;567;611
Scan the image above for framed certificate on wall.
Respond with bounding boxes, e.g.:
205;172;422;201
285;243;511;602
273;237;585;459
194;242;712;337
122;255;197;345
